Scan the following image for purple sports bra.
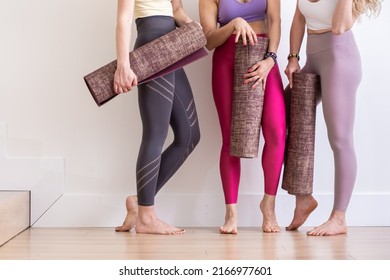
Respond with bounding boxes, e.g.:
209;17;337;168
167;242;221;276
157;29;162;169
218;0;267;27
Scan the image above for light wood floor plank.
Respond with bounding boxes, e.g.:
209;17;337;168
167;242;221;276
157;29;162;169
0;227;389;260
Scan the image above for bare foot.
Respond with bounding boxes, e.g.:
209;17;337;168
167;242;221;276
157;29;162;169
260;194;280;233
115;195;138;232
135;205;185;235
220;204;238;234
307;210;347;236
135;219;185;235
286;194;318;231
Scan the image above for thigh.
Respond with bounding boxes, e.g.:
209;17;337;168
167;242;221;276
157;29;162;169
138;73;175;138
212;42;235;138
318;45;362;138
170;68;199;133
262;63;286;137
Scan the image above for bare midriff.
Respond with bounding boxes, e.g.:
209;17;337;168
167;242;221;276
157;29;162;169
232;20;268;35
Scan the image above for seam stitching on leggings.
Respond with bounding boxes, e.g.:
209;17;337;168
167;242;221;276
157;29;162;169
161;76;175;88
146;84;173;103
137;155;159;174
137;162;160;184
156;94;194;186
186;99;194;111
153;80;174;96
137;170;159;193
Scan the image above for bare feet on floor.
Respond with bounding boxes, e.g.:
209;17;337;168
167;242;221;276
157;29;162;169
135;219;185;235
307;210;347;236
135;205;185;235
220;204;238;234
286;194;318;231
260;194;280;233
115;195;138;232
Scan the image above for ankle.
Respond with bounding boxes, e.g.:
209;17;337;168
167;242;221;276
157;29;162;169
224;204;238;220
261;194;276;208
330;210;346;225
137;205;158;222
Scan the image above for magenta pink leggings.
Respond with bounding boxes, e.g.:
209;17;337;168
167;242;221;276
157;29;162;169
212;35;286;204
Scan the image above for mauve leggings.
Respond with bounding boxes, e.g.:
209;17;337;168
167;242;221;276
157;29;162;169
134;16;200;206
212;35;286;204
301;30;362;211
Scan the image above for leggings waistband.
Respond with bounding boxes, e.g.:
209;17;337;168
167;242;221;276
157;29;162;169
134;16;176;48
306;30;358;54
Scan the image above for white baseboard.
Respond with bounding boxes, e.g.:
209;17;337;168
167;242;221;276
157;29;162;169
33;193;390;227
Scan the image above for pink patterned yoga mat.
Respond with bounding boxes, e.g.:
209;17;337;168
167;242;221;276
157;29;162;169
84;22;207;106
230;36;269;158
282;72;321;195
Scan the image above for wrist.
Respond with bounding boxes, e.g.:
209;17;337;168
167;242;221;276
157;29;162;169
117;59;130;68
264;52;277;65
287;53;300;61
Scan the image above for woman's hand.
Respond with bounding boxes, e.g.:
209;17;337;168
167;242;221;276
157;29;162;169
284;59;300;88
243;57;274;90
233;17;258;46
114;64;138;94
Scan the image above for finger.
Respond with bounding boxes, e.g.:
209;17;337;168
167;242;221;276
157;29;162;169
246;75;260;85
251;31;258;44
247;32;255;46
247;63;259;73
114;84;119;94
288;74;293;88
243;70;256;79
251;79;261;90
235;32;241;43
241;32;247;46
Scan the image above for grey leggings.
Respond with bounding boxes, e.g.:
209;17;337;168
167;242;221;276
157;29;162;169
134;16;200;206
302;30;362;212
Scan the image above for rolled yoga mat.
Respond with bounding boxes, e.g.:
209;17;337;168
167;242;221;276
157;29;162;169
84;21;207;106
230;36;269;158
282;72;321;195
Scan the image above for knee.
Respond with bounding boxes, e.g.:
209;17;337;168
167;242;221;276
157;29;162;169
265;126;286;149
174;123;201;153
187;125;201;153
328;132;354;154
192;128;201;148
145;127;169;146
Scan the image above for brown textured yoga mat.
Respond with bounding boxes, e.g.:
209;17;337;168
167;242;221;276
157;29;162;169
230;36;269;158
84;21;207;106
282;72;321;195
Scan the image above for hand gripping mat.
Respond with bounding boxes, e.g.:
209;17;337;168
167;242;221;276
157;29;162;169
84;21;207;106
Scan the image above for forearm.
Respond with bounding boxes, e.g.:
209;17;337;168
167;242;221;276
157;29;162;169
289;11;305;57
116;0;134;67
203;20;238;50
199;0;237;50
266;16;281;54
172;1;192;27
116;21;131;67
332;0;355;34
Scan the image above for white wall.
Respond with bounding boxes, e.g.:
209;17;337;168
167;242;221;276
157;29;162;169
1;0;389;227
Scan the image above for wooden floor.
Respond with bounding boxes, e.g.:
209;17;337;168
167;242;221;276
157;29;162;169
0;227;389;260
